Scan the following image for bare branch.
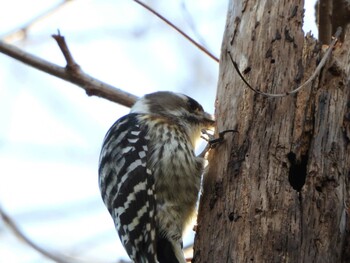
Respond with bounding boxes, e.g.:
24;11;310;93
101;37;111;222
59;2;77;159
0;205;129;263
1;0;74;42
0;39;138;107
229;27;342;98
52;31;81;71
133;0;219;63
0;1;220;108
180;1;212;53
0;205;73;263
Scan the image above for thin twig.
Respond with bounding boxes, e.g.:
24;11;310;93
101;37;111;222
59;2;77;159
1;0;73;42
180;1;212;53
0;205;72;263
0;39;138;107
133;0;219;63
52;31;81;71
229;27;342;97
0;205;126;263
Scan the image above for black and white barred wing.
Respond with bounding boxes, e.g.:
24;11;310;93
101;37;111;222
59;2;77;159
98;113;157;263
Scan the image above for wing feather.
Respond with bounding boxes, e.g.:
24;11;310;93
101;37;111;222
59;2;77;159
99;113;157;263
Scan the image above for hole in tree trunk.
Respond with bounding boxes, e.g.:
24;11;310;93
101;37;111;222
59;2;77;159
287;152;307;191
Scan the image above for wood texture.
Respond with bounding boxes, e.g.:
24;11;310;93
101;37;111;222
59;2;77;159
193;0;350;262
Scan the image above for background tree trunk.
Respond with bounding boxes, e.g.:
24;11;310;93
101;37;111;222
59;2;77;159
317;0;350;44
193;0;350;262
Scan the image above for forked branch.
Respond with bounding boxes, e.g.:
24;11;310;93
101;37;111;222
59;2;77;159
0;36;138;107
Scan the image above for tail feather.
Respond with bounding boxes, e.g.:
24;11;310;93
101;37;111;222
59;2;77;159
157;236;186;263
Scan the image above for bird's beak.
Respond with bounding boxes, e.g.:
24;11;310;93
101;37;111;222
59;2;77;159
203;112;215;128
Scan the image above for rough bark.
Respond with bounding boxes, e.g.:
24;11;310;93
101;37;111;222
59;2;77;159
193;0;350;262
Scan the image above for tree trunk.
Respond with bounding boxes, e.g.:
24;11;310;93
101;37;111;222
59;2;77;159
317;0;350;44
193;0;350;262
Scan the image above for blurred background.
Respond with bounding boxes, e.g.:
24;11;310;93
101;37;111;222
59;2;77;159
0;0;317;262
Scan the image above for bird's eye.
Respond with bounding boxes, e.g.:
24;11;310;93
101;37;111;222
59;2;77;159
186;96;204;113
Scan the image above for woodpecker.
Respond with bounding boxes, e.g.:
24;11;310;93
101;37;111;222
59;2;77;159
98;91;214;263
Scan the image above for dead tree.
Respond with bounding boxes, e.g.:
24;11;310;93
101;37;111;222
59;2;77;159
194;0;350;262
